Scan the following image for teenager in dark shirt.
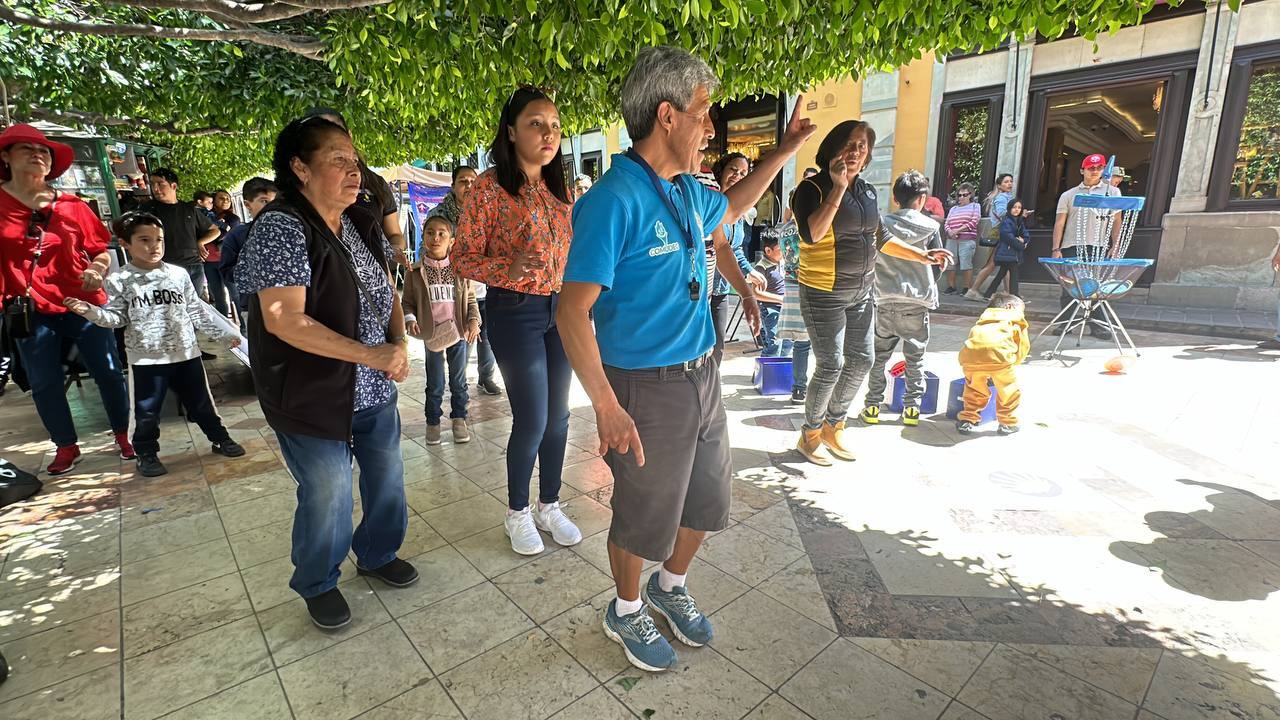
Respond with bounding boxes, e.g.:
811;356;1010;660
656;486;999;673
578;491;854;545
138;168;219;299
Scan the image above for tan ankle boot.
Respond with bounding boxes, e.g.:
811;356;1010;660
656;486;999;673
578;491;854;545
820;421;856;461
796;428;832;466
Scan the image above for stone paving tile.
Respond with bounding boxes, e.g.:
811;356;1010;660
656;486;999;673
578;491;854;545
419;492;507;542
123;572;254;658
710;590;837;688
780;639;951;720
698;522;805;587
0;609;120;702
0;664;120;720
439;629;596;719
1005;643;1162;705
355;681;464;719
547;686;635;720
124;616;273;720
492;548;615;623
121;509;227;563
258;579;390;667
122;536;237;605
0;563;120;644
609;645;772;720
367;545;485;618
397;581;534;673
158;672;293;720
742;694;814;719
277;622;432;720
957;644;1138;720
848;638;993;697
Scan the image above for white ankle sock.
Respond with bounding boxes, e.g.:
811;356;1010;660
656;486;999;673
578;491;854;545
615;596;643;616
658;567;686;592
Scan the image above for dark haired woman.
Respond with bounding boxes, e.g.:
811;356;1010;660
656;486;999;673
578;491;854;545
709;153;765;355
964;173;1016;301
789;120;880;466
203;189;241;317
455;87;582;557
0;123;132;475
238;115;416;630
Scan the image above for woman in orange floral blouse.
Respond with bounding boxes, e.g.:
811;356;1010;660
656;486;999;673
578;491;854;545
454;87;582;557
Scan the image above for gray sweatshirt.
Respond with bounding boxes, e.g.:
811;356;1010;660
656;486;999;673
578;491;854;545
83;262;237;365
874;209;944;309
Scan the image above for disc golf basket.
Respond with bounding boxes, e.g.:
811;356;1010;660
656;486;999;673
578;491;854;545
1035;194;1152;359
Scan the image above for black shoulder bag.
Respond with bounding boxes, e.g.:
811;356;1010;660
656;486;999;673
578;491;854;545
2;195;58;339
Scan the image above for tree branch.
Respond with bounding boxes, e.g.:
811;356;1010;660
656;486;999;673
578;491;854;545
276;0;393;10
27;106;239;137
0;5;326;59
108;0;312;24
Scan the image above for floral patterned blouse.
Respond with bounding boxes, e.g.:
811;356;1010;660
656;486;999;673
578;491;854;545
453;169;573;296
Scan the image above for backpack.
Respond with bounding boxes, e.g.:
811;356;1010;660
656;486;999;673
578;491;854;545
0;457;41;510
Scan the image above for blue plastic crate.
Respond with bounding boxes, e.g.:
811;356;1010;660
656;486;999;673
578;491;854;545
945;377;998;423
889;371;940;413
754;357;794;396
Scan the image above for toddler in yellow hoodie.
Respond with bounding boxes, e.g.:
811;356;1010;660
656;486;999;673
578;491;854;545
957;293;1030;435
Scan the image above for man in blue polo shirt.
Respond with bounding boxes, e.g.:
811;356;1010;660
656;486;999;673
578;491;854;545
558;46;816;673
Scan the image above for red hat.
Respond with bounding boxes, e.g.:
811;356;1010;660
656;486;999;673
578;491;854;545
1081;153;1106;169
0;124;75;182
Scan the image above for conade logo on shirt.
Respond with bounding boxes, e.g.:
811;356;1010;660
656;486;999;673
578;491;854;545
130;288;185;308
649;220;679;257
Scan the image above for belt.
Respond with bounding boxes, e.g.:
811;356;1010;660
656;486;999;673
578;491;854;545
611;351;714;380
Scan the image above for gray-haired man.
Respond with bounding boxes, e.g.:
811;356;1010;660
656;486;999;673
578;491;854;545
558;46;816;672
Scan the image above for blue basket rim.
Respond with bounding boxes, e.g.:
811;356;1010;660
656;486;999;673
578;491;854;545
1039;258;1154;267
1071;194;1145;211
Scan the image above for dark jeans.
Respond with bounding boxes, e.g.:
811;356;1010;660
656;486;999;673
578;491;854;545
710;294;730;359
475;299;497;384
226;280;249;335
486;288;571;511
985;262;1020;298
15;311;130;447
277;390;407;599
799;285;875;430
426;340;469;425
865;304;930;407
181;262;209;301
757;304;792;357
132;357;230;455
203;261;229;316
791;340;811;392
1058;246;1102;322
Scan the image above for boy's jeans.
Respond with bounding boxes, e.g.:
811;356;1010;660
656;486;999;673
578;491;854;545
791;340;811;392
757;304;792;357
426;340;469;425
865;304;930;408
276;390;408;600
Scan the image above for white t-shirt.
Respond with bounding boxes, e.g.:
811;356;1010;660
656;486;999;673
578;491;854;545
1056;182;1122;249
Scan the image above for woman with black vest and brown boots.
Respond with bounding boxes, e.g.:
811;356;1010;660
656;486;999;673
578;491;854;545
238;115;416;630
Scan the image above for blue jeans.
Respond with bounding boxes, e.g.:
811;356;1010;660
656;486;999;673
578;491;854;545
757;304;793;357
476;299;497;383
204;261;229;316
181;262;209;301
799;285;875;429
15;311;130;447
486;288;570;511
426;340;469;425
791;340;811;392
276;390;408;599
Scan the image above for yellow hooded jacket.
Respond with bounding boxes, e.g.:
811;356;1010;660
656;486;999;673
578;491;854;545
958;308;1031;371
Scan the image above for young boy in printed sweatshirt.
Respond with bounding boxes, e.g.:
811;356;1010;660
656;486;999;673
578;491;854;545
64;212;245;477
957;292;1030;435
402;215;480;445
861;171;953;426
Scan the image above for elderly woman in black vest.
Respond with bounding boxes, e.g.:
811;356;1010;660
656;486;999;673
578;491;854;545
238;116;414;630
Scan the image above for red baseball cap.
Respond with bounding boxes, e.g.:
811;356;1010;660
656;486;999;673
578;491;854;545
0;124;74;182
1081;153;1106;169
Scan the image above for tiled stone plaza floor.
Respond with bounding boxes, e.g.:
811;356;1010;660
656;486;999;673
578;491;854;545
1;313;1278;719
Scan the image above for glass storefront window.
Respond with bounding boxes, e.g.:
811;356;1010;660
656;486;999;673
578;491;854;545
1228;61;1280;202
945;103;990;197
1032;80;1165;227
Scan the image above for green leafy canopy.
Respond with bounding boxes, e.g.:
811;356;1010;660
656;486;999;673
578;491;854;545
2;0;1211;191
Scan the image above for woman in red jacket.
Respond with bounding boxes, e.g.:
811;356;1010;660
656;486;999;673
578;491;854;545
0;124;132;474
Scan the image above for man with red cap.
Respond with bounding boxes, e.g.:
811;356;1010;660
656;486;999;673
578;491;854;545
0;123;133;474
1050;152;1121;340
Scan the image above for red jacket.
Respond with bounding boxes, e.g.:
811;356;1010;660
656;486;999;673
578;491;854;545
0;188;110;313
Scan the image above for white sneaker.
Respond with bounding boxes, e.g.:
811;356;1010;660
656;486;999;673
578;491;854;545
505;507;545;555
532;501;583;547
963;288;986;302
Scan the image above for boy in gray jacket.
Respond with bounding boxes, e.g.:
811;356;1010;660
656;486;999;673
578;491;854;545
65;212;244;477
861;171;953;426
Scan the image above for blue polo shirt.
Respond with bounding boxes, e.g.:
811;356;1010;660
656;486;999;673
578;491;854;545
566;153;729;370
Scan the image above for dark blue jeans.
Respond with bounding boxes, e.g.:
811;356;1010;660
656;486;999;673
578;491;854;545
757;304;793;357
132;357;229;455
15;311;130;447
426;340;469;425
476;299;497;384
791;340;811;392
486;288;570;511
277;390;408;599
203;261;229;316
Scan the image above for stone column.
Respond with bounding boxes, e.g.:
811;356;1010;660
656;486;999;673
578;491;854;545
996;37;1035;180
923;59;947;182
1169;0;1240;213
